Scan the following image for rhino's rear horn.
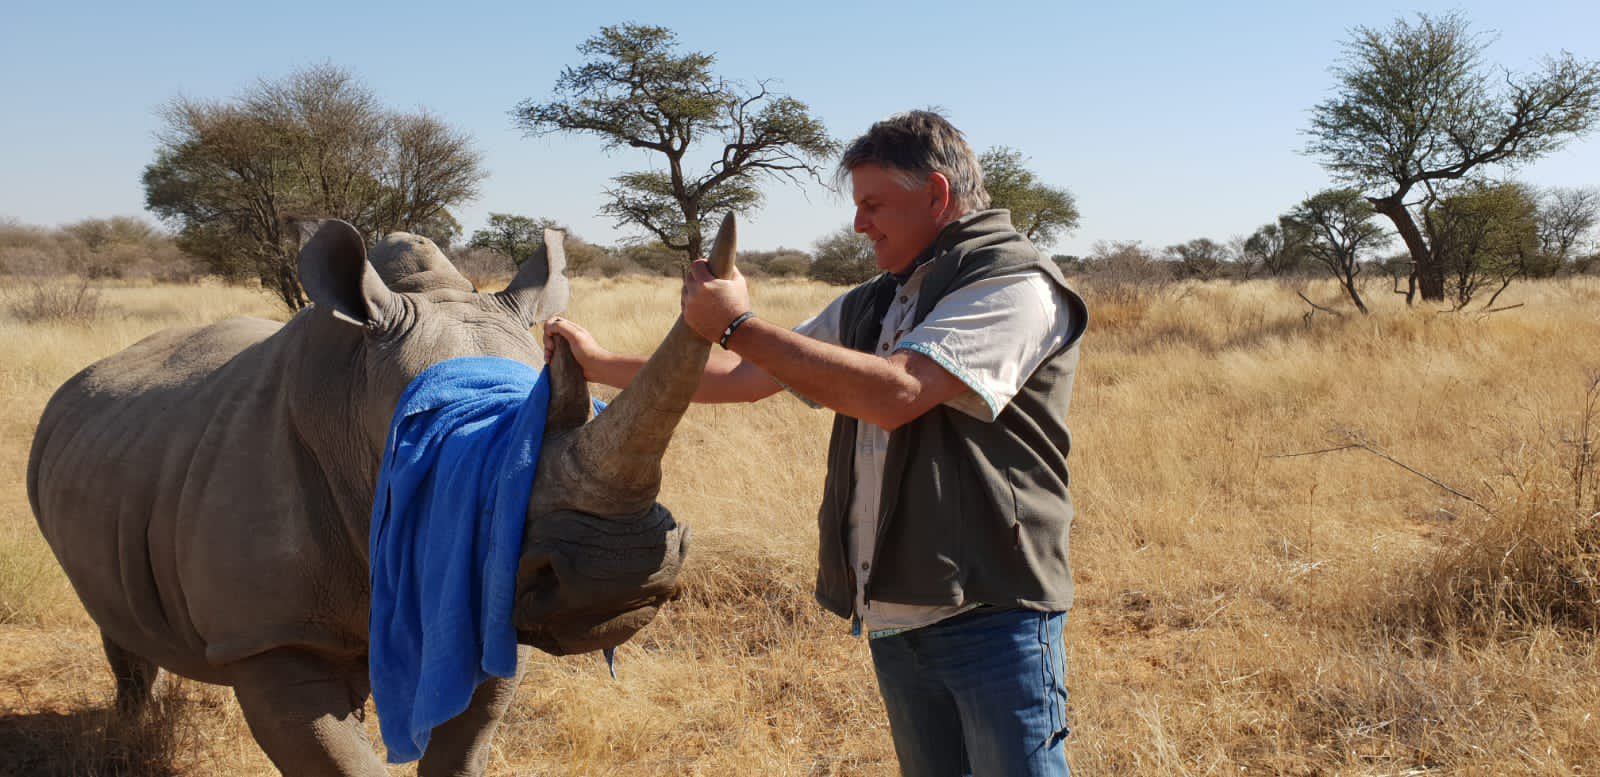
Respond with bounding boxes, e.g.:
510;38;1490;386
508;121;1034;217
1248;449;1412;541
544;335;593;435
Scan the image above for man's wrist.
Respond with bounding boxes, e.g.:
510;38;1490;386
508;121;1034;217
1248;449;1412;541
718;311;756;349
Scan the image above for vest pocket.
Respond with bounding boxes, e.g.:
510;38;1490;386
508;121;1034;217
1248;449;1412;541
1005;465;1024;547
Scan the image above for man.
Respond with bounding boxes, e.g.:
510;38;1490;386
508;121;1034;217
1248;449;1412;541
545;110;1087;776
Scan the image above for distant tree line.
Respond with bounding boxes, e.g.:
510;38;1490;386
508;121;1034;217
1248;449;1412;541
1041;181;1599;311
0;216;196;282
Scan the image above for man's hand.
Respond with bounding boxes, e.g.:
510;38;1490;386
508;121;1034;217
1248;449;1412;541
682;259;752;343
543;316;608;377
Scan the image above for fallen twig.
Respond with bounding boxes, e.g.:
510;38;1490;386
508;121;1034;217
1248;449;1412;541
1475;302;1525;317
1296;291;1345;323
1268;435;1493;516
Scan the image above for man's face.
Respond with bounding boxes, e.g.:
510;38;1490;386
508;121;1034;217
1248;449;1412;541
850;163;947;274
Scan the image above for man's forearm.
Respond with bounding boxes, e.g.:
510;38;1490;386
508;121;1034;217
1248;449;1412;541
583;351;648;390
673;258;967;424
585;345;780;404
723;317;943;431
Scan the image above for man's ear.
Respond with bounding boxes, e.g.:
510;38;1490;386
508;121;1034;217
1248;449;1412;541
926;172;954;218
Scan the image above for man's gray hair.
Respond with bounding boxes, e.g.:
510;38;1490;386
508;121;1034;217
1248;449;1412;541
836;110;991;212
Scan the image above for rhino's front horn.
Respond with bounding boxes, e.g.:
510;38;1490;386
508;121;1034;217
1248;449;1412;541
556;214;737;516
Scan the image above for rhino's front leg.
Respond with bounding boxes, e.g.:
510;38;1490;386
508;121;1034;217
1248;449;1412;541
229;647;387;777
418;646;532;777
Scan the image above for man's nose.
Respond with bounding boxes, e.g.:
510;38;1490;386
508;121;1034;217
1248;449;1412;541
853;211;869;234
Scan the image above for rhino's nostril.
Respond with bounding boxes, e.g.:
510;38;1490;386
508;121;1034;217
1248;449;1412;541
678;525;691;560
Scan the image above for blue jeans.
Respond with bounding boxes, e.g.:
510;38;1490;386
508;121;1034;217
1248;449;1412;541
869;607;1070;777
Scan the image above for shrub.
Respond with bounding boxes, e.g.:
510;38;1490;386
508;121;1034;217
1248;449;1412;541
0;217;202;282
809;225;876;285
1413;493;1599;637
1402;375;1600;637
618;242;685;277
563;239;613;277
740;248;811;279
0;224;69;276
6;278;105;323
582;251;648;278
0;245;59;276
764;253;812;278
1074;240;1176;329
449;246;516;288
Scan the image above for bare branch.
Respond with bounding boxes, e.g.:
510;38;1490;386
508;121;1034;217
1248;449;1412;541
1268;433;1492;515
1296;290;1347;318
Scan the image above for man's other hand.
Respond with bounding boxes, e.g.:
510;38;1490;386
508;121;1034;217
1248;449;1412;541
682;259;753;343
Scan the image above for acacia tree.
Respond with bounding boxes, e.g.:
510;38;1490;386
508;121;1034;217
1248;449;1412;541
469;213;560;264
514;24;835;264
1164;238;1230;279
144;64;484;309
979;147;1079;249
1428;182;1539;309
1289;189;1390;314
467;213;613;276
1535;186;1600;274
1304;12;1600;303
1242;218;1312;277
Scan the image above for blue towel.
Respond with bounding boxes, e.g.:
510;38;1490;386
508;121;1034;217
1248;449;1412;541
368;356;549;763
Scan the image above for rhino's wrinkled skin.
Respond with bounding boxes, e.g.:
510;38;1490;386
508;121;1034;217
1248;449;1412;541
27;216;738;776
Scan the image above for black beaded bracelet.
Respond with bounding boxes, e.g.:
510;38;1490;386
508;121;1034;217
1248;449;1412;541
718;311;755;349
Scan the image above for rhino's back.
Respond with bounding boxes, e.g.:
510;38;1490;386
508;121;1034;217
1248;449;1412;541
28;315;369;679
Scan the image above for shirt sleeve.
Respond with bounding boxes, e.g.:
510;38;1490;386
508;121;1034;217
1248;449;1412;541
895;270;1075;422
791;292;846;346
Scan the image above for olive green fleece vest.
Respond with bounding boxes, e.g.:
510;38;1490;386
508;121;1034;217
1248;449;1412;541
813;210;1088;620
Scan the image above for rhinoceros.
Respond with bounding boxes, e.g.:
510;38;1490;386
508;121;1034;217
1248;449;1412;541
26;215;737;775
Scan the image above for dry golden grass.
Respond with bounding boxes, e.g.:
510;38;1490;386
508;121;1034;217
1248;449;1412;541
2;273;1598;775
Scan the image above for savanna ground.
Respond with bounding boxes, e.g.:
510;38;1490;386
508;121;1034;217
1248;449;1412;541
1;272;1597;776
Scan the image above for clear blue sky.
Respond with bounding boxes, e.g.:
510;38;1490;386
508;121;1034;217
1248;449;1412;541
3;0;1597;256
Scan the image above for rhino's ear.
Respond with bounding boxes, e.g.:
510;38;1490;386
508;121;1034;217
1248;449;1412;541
298;220;396;327
496;229;570;326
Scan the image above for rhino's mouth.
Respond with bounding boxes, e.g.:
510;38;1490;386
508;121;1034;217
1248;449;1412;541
517;598;670;656
512;508;687;656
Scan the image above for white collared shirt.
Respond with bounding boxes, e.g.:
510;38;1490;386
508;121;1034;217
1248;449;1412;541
792;262;1077;635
